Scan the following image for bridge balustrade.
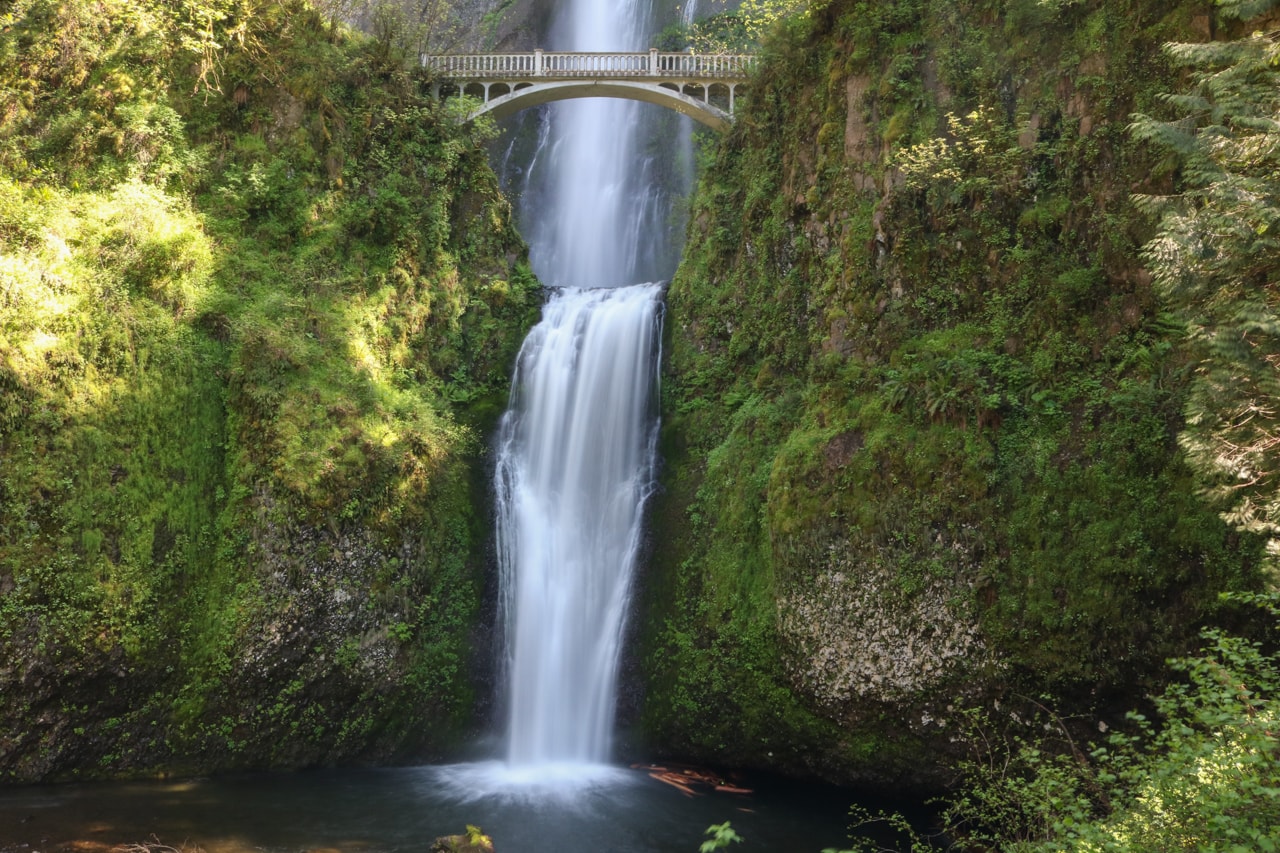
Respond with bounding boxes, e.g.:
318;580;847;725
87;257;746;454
424;51;756;80
423;50;757;130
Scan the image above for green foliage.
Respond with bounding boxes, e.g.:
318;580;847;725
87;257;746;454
936;594;1280;852
656;15;751;54
822;805;934;853
1131;2;1280;539
0;0;534;781
736;0;825;43
894;5;1280;840
1216;0;1280;20
658;0;826;53
0;177;223;665
896;107;1028;207
700;821;744;852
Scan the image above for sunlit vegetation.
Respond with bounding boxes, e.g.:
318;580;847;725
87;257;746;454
657;0;827;53
0;0;536;780
1131;0;1280;540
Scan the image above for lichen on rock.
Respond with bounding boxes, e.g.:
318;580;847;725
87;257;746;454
776;544;991;713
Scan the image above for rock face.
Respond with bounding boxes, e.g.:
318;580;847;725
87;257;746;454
777;551;990;713
481;0;558;50
353;0;555;51
639;0;1265;788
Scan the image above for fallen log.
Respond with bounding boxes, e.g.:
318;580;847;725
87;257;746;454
715;785;753;795
649;771;698;796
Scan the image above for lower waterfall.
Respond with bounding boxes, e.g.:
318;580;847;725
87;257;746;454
494;283;664;767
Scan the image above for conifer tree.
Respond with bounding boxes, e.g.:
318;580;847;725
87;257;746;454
1132;0;1280;538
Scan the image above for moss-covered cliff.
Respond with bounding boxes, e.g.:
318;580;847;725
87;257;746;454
642;0;1268;787
0;0;536;782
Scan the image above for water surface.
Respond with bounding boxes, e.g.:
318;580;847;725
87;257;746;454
0;763;873;852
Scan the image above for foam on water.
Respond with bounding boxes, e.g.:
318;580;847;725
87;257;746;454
424;760;638;804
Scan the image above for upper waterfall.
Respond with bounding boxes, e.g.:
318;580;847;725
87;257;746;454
514;0;681;289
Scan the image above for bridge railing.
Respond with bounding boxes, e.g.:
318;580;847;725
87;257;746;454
423;50;756;80
653;52;755;77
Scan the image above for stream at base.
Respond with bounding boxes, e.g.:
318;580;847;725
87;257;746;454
0;763;922;852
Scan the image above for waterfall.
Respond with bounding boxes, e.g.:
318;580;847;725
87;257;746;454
492;0;674;770
516;0;669;288
494;285;662;766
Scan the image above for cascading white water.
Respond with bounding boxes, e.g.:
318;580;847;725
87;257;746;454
518;0;667;288
494;285;663;766
492;0;675;771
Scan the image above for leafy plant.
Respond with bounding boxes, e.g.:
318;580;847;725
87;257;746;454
822;805;934;853
700;821;744;852
935;594;1280;852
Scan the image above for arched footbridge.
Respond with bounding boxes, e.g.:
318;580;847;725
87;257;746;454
423;50;757;131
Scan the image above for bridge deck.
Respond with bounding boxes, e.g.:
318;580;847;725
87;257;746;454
424;50;756;82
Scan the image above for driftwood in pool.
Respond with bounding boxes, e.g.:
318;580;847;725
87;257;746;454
631;763;754;798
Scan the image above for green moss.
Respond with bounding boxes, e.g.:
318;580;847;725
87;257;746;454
0;0;536;781
641;0;1266;786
